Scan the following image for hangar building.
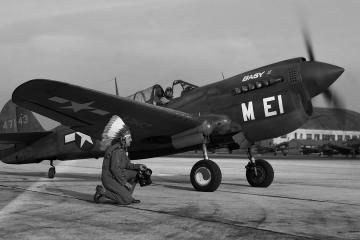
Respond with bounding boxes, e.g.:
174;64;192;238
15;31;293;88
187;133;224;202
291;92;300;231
273;108;360;144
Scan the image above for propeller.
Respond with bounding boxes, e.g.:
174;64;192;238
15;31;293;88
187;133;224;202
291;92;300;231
323;89;344;107
301;24;344;109
302;26;315;62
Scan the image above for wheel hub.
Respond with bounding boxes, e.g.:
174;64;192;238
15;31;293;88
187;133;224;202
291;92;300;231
249;166;266;184
195;167;211;186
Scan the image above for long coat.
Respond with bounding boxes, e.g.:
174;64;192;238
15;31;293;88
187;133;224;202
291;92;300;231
101;143;141;204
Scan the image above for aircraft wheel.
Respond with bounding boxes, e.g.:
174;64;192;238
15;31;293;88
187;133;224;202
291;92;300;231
246;159;274;187
48;166;56;179
190;159;222;192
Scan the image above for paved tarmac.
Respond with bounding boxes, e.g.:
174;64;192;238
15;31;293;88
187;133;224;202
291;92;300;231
0;157;359;240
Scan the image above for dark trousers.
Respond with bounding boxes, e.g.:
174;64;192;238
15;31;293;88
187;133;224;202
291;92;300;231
101;170;138;205
125;169;138;193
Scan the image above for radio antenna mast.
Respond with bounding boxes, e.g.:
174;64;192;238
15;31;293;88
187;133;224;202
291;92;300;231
114;77;119;96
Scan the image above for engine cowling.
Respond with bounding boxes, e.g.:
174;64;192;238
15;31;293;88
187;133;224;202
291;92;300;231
240;92;309;142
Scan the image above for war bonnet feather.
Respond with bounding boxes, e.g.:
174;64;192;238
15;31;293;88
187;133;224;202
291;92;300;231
101;115;130;148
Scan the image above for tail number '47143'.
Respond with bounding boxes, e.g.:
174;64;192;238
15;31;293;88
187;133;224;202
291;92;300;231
241;95;284;122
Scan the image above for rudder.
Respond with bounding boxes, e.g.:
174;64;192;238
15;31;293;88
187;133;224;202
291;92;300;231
0;100;44;134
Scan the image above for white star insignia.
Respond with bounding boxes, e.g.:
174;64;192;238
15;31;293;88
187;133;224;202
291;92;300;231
61;101;95;112
64;132;94;148
77;132;94;147
49;97;110;116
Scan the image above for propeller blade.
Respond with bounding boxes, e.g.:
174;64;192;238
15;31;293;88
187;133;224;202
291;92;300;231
323;89;332;101
323;89;344;108
302;26;315;61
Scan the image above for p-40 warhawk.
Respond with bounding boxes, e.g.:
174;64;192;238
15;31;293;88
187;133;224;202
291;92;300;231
0;35;344;191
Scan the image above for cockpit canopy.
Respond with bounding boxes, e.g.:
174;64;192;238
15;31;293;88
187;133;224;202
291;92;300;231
127;80;197;106
172;80;198;98
127;84;163;105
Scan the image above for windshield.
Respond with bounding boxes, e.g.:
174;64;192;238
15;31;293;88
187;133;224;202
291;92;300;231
171;80;198;98
127;84;164;105
127;80;198;105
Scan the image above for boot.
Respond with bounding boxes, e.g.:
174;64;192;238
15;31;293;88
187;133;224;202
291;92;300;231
131;199;141;204
94;185;104;203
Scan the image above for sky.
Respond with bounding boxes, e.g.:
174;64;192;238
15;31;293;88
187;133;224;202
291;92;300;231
0;0;359;129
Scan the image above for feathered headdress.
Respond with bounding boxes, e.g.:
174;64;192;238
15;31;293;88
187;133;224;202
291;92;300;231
101;115;130;147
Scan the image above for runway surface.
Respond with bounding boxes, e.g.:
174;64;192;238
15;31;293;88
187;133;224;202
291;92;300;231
0;157;359;240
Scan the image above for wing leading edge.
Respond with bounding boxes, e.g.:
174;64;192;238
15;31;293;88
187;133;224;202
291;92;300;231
12;79;201;141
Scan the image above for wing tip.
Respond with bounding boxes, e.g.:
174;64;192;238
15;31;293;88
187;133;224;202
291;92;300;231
12;79;59;104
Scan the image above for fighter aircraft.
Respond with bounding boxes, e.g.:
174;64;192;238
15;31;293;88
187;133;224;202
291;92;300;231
344;138;360;157
255;141;290;156
1;29;344;192
300;143;336;156
321;140;359;157
300;144;322;156
300;139;359;158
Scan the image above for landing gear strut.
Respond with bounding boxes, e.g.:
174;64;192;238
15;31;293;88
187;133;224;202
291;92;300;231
190;143;222;192
245;147;274;187
48;160;56;179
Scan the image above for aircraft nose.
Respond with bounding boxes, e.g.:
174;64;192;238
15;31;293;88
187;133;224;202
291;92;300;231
300;61;344;98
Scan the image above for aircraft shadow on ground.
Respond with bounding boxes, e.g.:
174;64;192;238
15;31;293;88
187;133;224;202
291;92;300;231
152;175;189;183
152;175;250;190
153;182;250;192
155;183;195;192
220;182;250;188
151;175;196;191
0;171;99;181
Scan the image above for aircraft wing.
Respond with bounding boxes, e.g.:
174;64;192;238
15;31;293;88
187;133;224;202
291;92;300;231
0;132;52;144
12;79;201;141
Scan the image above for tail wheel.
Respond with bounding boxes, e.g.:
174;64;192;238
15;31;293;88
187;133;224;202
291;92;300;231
190;159;222;192
246;159;274;187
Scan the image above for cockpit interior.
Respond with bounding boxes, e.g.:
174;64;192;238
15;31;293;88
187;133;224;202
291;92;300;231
127;80;198;106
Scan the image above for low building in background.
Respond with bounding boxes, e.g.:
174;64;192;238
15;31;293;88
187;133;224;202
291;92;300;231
273;108;360;144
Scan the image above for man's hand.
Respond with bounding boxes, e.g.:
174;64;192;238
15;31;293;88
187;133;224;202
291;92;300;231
124;182;132;190
140;164;147;171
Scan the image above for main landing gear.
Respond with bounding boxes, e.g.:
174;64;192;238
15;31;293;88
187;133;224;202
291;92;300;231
245;148;274;187
48;160;56;179
190;143;222;192
189;145;274;191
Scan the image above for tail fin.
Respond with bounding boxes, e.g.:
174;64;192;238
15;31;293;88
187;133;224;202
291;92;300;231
0;100;44;134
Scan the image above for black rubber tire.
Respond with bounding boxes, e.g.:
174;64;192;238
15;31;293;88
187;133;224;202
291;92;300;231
48;167;56;179
190;159;222;192
246;159;274;188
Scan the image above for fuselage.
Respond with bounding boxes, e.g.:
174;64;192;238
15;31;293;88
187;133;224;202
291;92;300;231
129;57;343;159
1;125;103;164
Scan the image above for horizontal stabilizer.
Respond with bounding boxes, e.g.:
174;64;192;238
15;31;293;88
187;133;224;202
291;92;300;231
0;131;52;144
